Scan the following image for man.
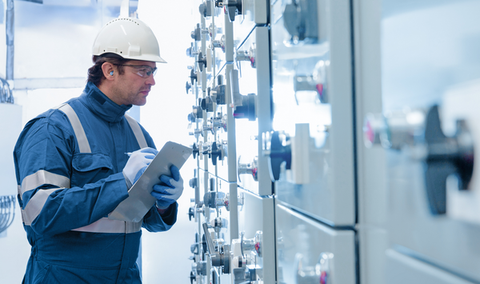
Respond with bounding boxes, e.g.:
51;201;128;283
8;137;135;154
13;17;183;283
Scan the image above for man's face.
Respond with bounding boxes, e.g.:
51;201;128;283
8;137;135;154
112;60;157;106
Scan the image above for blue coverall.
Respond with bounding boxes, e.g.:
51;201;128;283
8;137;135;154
14;82;177;283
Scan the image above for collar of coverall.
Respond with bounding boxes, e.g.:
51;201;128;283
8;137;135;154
80;81;132;123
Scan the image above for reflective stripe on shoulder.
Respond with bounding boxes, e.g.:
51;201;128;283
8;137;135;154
22;188;62;226
72;217;142;234
19;170;70;197
125;114;148;149
57;104;92;153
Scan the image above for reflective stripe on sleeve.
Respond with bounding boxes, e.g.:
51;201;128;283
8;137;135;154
22;188;62;226
19;170;70;197
72;217;142;234
125;115;148;149
58;104;92;153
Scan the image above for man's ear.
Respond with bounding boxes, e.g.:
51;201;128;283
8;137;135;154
101;62;115;80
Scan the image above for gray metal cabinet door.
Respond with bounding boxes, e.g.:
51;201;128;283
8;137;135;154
386;249;475;284
276;202;356;284
270;0;355;226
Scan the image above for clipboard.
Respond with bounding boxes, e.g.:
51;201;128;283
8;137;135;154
108;141;193;222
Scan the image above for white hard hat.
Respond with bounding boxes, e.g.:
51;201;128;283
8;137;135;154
92;17;166;63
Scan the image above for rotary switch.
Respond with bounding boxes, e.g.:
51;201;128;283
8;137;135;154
224;0;243;22
364;105;475;215
191;23;201;41
199;0;213;17
263;131;292;181
424;105;474;215
283;0;319;43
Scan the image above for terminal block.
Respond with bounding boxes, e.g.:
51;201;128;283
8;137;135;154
237;156;258;182
283;0;318;43
364;105;475;215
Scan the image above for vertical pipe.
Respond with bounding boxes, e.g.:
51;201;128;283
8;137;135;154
224;10;238;242
6;0;14;81
201;12;210;225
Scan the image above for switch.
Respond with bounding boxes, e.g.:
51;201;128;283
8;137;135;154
224;0;243;22
263;131;292;181
212;35;226;53
186;42;197;58
197;52;207;72
233;93;256;121
235;43;256;68
191;23;201;41
364;105;475;215
199;0;213;17
237;156;259;182
424;105;474;215
283;0;319;43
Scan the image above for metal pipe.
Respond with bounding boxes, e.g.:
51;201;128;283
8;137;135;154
6;0;14;81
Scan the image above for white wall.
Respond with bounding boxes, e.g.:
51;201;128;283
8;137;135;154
137;1;199;283
0;1;199;283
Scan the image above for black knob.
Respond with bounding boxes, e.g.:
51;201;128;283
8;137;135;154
188;207;195;221
210;142;222;166
192;143;199;159
197;52;207;72
283;0;318;43
200;97;215;112
190;69;198;85
213;85;226;105
268;131;292;181
190;271;196;284
233;93;256;121
424;105;474;215
191;23;201;41
225;0;242;22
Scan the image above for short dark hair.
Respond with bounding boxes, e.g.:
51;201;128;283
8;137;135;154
87;53;129;86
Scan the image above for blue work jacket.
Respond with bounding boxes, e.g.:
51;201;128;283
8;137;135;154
14;82;177;284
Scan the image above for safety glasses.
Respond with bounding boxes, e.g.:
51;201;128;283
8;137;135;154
116;64;157;78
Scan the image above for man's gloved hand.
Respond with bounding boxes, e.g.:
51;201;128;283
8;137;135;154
151;165;184;209
123;147;158;188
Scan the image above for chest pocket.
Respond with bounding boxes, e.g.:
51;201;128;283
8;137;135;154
71;154;114;187
58;103;148;186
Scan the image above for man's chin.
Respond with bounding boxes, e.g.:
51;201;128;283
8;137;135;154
133;99;147;106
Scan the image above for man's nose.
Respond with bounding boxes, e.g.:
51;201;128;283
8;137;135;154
146;75;155;86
